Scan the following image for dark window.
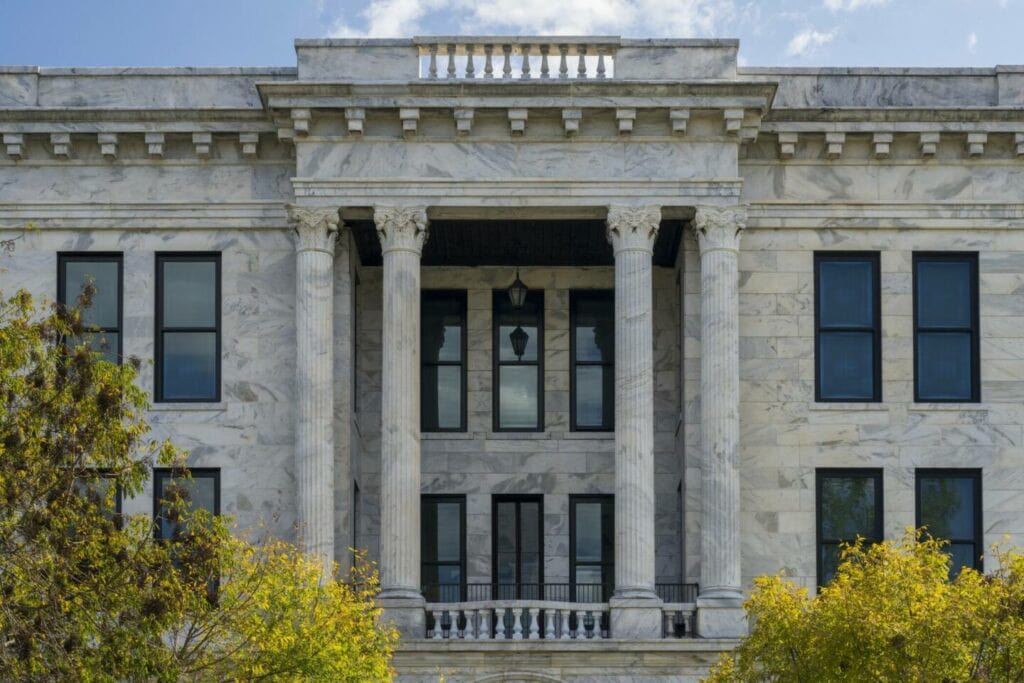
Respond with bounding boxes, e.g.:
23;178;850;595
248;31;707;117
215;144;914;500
570;495;614;602
58;253;123;364
570;290;614;431
916;469;983;577
155;253;221;402
421;495;466;602
493;495;544;600
816;469;883;586
422;291;467;432
74;471;123;523
913;253;979;402
153;468;220;541
493;290;544;431
814;253;881;402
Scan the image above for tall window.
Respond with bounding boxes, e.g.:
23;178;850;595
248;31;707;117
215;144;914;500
493;495;543;600
917;469;982;577
493;290;544;431
421;495;465;602
913;253;979;402
156;253;221;402
814;253;881;402
58;253;122;364
816;469;883;586
422;291;466;432
153;468;220;541
570;290;614;431
570;495;614;602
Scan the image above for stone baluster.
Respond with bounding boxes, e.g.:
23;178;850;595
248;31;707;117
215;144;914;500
502;44;513;79
287;206;339;579
432;610;443;639
560;610;571;639
451;610;461;639
593;612;604;639
427;44;438;79
463;609;475;640
520;44;531;79
606;205;663;639
528;608;540;639
575;610;587;639
540;45;550;79
663;611;674;638
577;45;587;78
375;206;429;635
512;608;524;640
446;44;457;78
495;608;506;639
478;609;491;639
545;610;556;639
484;44;494;78
597;50;607;79
558;44;569;78
693;205;748;639
464;43;475;78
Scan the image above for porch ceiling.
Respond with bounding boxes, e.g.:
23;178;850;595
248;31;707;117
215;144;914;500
348;218;685;267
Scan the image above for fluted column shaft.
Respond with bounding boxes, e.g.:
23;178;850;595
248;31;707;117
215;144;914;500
376;206;429;599
694;205;746;600
607;205;661;600
288;205;339;577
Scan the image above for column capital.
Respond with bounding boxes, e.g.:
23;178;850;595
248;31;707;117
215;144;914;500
287;205;340;255
693;205;747;254
374;206;429;255
606;204;661;254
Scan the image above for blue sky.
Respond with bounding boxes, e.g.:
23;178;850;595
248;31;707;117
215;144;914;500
0;0;1020;68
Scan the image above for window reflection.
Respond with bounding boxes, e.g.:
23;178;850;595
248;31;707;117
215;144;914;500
817;470;882;586
571;291;614;430
815;254;880;402
422;292;466;431
917;470;982;578
494;290;543;430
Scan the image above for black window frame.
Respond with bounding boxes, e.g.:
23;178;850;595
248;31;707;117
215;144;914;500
816;468;883;587
569;494;614;603
912;252;980;403
74;469;124;525
152;467;221;541
421;290;468;433
915;468;983;574
421;494;467;602
492;289;545;432
57;252;124;364
814;252;882;403
154;252;222;403
569;289;614;432
492;494;545;600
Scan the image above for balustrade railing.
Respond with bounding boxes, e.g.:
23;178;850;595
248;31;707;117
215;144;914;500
415;37;617;80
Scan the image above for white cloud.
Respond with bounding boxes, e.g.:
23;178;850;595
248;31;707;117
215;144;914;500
329;0;736;38
785;28;835;57
823;0;888;11
966;31;978;52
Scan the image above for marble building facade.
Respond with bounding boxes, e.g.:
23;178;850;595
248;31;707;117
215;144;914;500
1;37;1023;681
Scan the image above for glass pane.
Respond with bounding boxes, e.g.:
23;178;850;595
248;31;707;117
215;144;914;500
917;332;973;400
162;332;217;400
820;475;877;541
74;476;119;517
521;502;540;554
495;553;517;587
496;292;541;362
575;366;612;428
421;502;438;562
575;565;604;601
575;503;603;562
819;331;875;400
498;324;539;361
64;260;119;328
437;564;462;586
498;365;538;429
820;543;842;585
162;260;216;328
436;502;461;562
424;365;462;430
917;260;972;329
948;543;978;577
819;259;874;328
157;474;216;539
521;553;540;585
73;331;119;364
496;502;517;553
423;296;463;363
574;295;613;362
920;476;975;540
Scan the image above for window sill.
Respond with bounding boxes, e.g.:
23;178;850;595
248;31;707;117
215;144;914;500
150;402;227;412
422;432;475;440
809;403;888;412
561;431;614;440
911;403;989;412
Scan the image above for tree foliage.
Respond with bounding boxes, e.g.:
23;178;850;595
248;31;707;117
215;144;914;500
707;530;1024;683
0;288;396;681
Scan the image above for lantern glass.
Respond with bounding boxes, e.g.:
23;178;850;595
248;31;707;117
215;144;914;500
507;270;528;309
509;325;529;359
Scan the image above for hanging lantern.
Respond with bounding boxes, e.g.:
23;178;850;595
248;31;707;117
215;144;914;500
507;268;528;310
509;324;529;359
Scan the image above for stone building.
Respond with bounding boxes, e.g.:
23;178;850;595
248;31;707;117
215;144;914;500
2;36;1023;681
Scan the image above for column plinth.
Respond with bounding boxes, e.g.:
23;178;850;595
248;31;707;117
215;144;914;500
693;205;747;638
606;205;662;639
375;206;429;636
288;205;339;578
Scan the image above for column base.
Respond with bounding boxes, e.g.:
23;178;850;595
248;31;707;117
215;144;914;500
695;595;746;639
379;595;426;638
609;595;663;639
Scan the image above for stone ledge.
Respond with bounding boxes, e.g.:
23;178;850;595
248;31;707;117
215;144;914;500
809;402;889;412
397;637;739;652
149;402;228;413
910;403;991;412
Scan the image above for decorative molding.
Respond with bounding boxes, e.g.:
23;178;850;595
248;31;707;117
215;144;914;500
606;204;661;253
288;204;340;254
778;132;798;159
920;132;940;156
1017;133;1024;157
562;108;582;137
192;132;212;158
670;108;690;136
825;132;845;160
345;107;366;135
50;133;71;159
616;108;636;135
723;109;743;136
3;134;24;159
145;132;165;158
693;205;746;253
454;107;474;136
400;108;419;138
292;108;312;136
239;132;259;157
374;205;429;254
508;108;528;136
967;132;987;157
872;133;892;159
98;133;117;159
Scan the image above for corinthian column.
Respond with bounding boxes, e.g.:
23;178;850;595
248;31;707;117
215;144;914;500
606;205;662;639
375;206;428;633
288;205;339;577
693;205;747;638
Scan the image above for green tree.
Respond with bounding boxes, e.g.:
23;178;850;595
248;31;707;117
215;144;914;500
706;530;1024;682
0;288;396;681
